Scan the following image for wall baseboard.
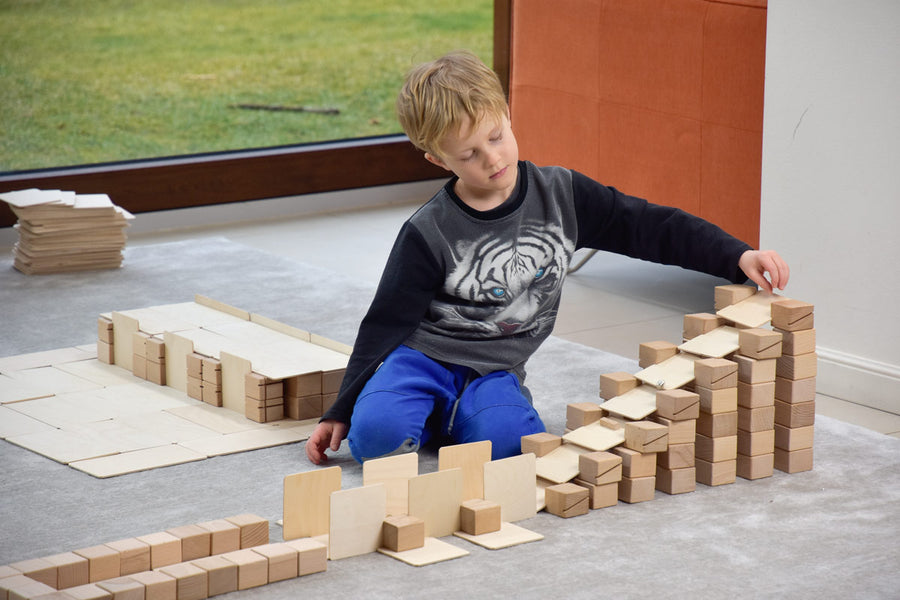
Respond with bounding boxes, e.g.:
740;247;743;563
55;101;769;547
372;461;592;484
817;347;900;416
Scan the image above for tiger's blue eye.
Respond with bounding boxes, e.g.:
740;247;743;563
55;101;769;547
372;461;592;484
534;268;545;279
491;288;506;298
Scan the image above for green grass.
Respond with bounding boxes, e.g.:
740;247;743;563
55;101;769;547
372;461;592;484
0;0;493;171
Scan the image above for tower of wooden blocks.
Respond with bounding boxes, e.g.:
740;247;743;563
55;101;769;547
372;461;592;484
284;372;324;421
692;356;738;487
653;388;700;494
187;351;225;407
734;328;780;480
245;372;284;423
130;331;166;386
97;316;115;365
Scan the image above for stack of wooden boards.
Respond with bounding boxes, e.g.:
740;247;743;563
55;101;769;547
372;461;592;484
0;188;133;274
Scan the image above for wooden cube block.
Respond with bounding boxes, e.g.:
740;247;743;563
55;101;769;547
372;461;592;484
284;372;323;397
186;353;204;379
695;434;737;463
98;316;114;343
157;562;208;600
774;399;816;428
219;549;267;590
695;458;737;486
617;476;656;503
132;354;147;380
136;531;182;569
738;405;775;433
774;447;814;473
566;402;604;430
696;410;738;438
145;337;165;360
96;577;144;600
737;381;775;409
282;538;327;576
97;340;114;365
624;421;668;453
8;558;56;589
777;327;816;356
321;393;337;413
201;386;222;407
655;389;700;421
694;358;738;389
195;520;241;556
683;313;726;340
0;565;21;579
599;371;639;400
714;284;757;310
201;368;222;387
104;538;150;576
201;356;221;376
775;376;816;404
251;543;298;583
146;360;166;387
776;352;818;380
655;466;696;495
737;428;775;456
639;340;678;367
73;546;120;583
60;583;114;600
545;483;590;517
459;499;502;535
244;400;266;423
265;404;284;422
224;514;269;549
2;575;57;600
382;515;426;551
737;452;774;480
321;368;345;394
44;553;89;590
774;424;814;452
611;447;657;478
166;525;211;562
132;331;150;358
190;556;237;597
658;442;695;470
734;355;777;384
578;451;623;485
696;386;738;415
652;416;695;445
771;299;814;331
572;479;619;509
738;328;783;360
128;570;176;600
521;432;562;457
285;395;322;421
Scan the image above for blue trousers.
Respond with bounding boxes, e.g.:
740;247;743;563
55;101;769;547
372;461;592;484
346;345;546;463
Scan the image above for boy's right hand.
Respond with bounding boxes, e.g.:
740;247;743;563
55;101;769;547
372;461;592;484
306;419;348;465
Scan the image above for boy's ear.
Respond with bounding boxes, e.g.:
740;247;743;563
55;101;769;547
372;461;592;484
424;152;450;171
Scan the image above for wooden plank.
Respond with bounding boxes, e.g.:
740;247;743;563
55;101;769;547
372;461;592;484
635;354;698;390
678;326;741;358
438;440;491;501
483;452;537;523
283;467;341;540
376;537;468;566
453;521;543;550
408;468;463;538
329;484;386;560
362;453;418;517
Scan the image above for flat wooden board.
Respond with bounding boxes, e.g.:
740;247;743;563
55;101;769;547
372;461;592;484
165;404;266;434
6;427;121;464
408;468;463;538
0;374;54;405
178;424;313;457
111;311;140;370
6;365;104;397
678;326;741;358
283;467;342;540
329;484;386;560
563;421;627;450
483;453;537;523
54;360;137;388
0;405;58;438
377;537;468;567
69;444;207;478
219;351;252;414
454;521;544;550
362;453;418;517
116;410;224;444
716;290;784;328
438;440;492;501
535;444;589;484
0;346;94;373
635;354;698;390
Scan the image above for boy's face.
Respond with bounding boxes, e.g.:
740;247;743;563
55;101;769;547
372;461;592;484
425;112;519;208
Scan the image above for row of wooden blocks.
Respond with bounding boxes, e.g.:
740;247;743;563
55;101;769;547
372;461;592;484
244;368;343;424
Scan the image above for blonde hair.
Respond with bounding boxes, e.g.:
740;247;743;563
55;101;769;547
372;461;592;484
396;50;508;159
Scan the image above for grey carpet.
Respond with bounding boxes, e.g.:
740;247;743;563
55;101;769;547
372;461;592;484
1;238;898;599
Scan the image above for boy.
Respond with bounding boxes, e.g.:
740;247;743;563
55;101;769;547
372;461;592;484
306;50;788;465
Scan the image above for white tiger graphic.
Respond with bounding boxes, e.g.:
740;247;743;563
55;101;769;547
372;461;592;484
428;221;574;337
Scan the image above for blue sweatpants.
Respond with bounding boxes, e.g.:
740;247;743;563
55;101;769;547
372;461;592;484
346;345;546;463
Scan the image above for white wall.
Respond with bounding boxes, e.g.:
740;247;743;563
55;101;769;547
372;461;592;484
761;0;900;413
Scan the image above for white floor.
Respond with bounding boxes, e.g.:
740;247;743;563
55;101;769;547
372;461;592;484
59;185;900;441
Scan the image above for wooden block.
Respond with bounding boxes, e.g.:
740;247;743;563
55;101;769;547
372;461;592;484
186;376;203;402
186;353;204;379
147;360;167;386
696;385;738;414
776;327;816;356
738;328;783;360
624;420;668;453
738;405;775;432
282;538;327;576
737;452;774;480
578;451;623;485
683;313;726;340
774;399;816;428
408;468;463;538
638;341;678;367
97;340;115;365
8;558;56;589
535;443;589;484
157;563;208;600
128;570;176;600
382;515;426;552
695;457;736;486
95;577;144;600
195;520;241;556
771;299;814;331
224;514;269;549
244;400;266;423
563;421;626;451
219;549;267;590
655;466;696;495
694;358;738;389
0;565;22;579
545;483;590;517
43;553;88;590
598;385;657;421
201;356;221;375
618;476;656;503
774;424;814;451
132;331;151;358
611;447;657;478
737;381;775;409
146;337;166;361
774;447;814;473
285;395;322;420
599;371;638;400
321;393;337;413
566;402;605;430
321;368;344;394
734;355;777;384
658;442;695;470
776;352;818;380
136;532;182;569
283;468;341;540
201;369;222;388
104;539;150;576
73;546;120;583
362;453;418;517
655;389;700;421
60;583;114;600
132;354;147;379
459;499;502;535
738;428;775;456
695;434;737;462
520;432;562;458
165;525;211;562
265;404;284;422
251;543;298;583
284;372;322;397
651;416;695;445
775;376;816;404
1;575;56;600
714;284;757;310
572;479;619;509
438;440;492;500
696;410;738;438
98;316;114;343
329;483;387;560
190;556;237;597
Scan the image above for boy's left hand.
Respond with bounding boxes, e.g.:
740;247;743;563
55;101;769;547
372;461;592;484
738;249;790;293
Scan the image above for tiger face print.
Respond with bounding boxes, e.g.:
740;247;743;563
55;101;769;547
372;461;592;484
429;221;574;337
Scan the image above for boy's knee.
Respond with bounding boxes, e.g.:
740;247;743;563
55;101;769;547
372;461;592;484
454;403;545;460
347;407;428;464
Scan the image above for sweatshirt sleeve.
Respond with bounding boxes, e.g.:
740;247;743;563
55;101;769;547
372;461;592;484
322;221;444;424
571;170;753;284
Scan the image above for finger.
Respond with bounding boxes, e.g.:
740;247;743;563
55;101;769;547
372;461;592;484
305;439;321;464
